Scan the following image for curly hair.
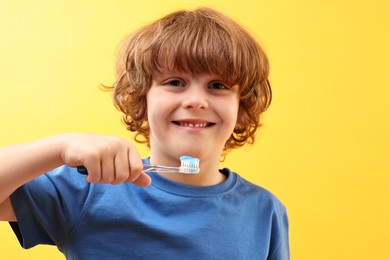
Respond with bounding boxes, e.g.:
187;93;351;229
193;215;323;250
110;7;272;152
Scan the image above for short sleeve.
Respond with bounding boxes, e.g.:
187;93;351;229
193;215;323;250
268;202;290;260
10;165;90;249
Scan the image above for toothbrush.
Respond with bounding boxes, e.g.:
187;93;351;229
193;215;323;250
76;155;200;175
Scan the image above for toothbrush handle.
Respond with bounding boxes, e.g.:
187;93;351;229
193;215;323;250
77;166;89;175
76;165;180;175
142;165;180;173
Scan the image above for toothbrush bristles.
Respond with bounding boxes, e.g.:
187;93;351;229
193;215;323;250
179;156;200;174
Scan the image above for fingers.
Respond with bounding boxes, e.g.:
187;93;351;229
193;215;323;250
110;151;130;184
99;154;115;184
74;135;150;187
126;145;143;183
132;172;152;187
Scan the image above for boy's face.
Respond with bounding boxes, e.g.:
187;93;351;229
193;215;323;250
146;71;240;164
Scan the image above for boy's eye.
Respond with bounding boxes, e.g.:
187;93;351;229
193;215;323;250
208;82;228;90
166;79;185;87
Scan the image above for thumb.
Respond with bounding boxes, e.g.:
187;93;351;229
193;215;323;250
130;172;152;187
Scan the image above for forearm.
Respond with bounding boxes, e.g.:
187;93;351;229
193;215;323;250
0;135;64;204
0;132;150;206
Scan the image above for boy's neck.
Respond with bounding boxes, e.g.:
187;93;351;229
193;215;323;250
156;168;226;186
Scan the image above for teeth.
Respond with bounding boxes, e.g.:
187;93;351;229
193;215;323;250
179;122;208;128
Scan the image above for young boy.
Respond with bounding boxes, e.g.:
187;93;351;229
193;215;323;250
0;7;289;259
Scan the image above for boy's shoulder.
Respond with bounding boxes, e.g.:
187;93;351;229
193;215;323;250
226;168;286;211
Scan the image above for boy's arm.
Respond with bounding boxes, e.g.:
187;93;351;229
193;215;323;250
0;135;66;219
0;133;151;221
0;197;16;221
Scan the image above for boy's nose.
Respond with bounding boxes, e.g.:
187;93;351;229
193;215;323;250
182;86;208;109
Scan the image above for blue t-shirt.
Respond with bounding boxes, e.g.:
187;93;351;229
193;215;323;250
10;159;289;259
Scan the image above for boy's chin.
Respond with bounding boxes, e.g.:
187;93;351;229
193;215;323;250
172;147;221;161
169;147;203;159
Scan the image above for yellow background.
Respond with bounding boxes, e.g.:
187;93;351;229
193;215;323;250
0;0;388;259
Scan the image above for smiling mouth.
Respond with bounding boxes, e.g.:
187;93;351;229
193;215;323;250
173;121;215;128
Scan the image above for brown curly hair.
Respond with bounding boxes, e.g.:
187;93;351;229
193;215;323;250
110;7;272;152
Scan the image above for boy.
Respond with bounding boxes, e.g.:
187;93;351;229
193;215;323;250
0;7;289;259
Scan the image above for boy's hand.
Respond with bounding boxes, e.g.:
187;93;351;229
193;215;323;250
59;133;151;186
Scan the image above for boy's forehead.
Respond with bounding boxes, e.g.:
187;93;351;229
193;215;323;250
152;69;225;80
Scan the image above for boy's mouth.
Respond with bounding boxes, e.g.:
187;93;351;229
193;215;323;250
172;120;215;128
